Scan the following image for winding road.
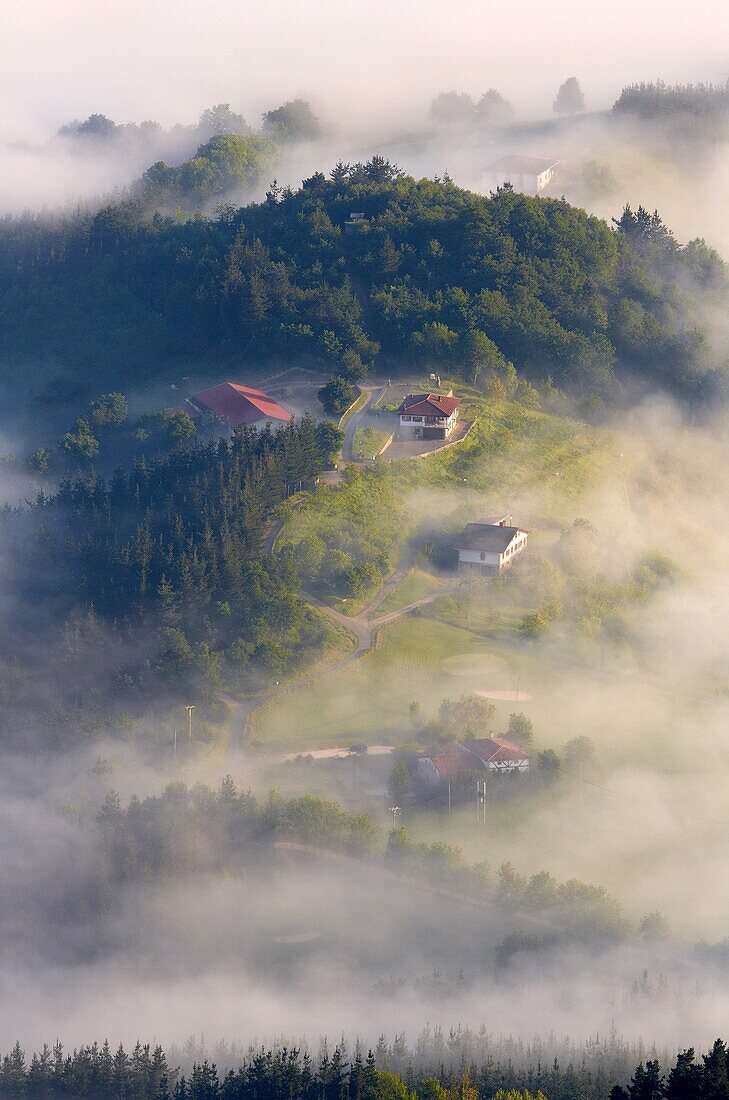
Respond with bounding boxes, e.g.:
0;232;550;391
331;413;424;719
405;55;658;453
224;550;457;750
340;383;387;462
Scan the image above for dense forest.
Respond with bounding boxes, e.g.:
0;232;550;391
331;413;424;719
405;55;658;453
0;162;725;404
0;418;335;741
612;81;729;122
0;1037;726;1100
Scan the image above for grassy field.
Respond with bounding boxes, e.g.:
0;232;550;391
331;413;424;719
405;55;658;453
375;567;447;615
251;613;538;752
255;398;624;754
352;424;392;461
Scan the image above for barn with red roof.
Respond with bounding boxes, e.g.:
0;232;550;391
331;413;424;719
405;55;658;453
184;382;293;431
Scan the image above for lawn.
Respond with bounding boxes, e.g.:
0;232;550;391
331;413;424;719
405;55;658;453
251;614;537;752
375;567;447;615
254;398;625;754
352;424;392;461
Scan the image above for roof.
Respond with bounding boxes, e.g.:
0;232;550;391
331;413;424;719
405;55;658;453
428;747;481;778
460;737;529;763
454;522;525;553
486;155;559;175
397;393;461;417
422;736;529;776
187;382;292;428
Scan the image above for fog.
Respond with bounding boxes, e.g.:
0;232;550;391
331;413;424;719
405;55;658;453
0;399;727;1056
3;0;729;233
2;0;729;1068
4;0;728;128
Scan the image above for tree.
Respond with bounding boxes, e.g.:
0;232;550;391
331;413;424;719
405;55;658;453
89;392;128;428
318;376;355;416
439;694;495;737
537;748;560;788
428;92;476;127
640;911;669;939
554;77;586;115
262;98;322;142
389;760;412;803
198;103;250;137
562;735;595;771
315;420;344;464
476;89;515;125
665;1050;703;1100
701;1041;729;1100
507;712;533;745
27;449;52;475
58;418;100;461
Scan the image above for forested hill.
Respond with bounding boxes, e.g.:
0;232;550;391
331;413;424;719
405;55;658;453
0;160;725;403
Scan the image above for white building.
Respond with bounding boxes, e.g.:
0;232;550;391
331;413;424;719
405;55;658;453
455;516;528;576
396;392;461;441
484;155;560;195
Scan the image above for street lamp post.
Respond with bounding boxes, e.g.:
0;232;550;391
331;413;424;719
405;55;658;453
186;704;195;742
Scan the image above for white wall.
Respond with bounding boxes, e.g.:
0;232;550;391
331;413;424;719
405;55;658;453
458;548;501;567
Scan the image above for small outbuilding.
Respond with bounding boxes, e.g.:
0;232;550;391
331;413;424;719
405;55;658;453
396;392;461;440
455;516;528;576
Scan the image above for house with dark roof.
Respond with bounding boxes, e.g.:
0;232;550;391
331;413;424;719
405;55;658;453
396;392;461;440
455;515;528;576
183;382;293;432
484;154;560;195
417;736;529;788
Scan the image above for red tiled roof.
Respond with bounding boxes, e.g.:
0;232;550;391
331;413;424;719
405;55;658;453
430;748;479;778
460;737;529;763
422;737;529;777
397;393;461;417
187;382;292;428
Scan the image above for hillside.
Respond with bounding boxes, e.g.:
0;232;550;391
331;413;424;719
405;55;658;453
0;161;725;407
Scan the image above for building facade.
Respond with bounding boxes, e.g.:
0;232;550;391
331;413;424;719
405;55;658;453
484;155;560;195
396;393;461;440
417;737;530;788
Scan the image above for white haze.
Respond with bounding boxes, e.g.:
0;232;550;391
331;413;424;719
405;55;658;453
1;400;729;1055
3;0;729;232
2;0;729;1061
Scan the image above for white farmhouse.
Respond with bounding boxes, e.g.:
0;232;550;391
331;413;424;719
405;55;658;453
455;516;528;576
417;737;530;788
484;155;560;195
396;392;461;441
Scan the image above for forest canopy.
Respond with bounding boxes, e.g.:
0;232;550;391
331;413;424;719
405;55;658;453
0;163;725;405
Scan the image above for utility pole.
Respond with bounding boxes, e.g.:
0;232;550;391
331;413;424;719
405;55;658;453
173;727;177;758
447;779;451;821
389;805;401;830
476;778;486;824
186;704;195;742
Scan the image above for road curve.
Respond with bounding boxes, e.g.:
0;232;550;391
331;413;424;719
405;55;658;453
341;384;387;463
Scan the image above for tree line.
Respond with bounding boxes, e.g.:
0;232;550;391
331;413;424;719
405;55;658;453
2;1035;723;1100
90;778;630;951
